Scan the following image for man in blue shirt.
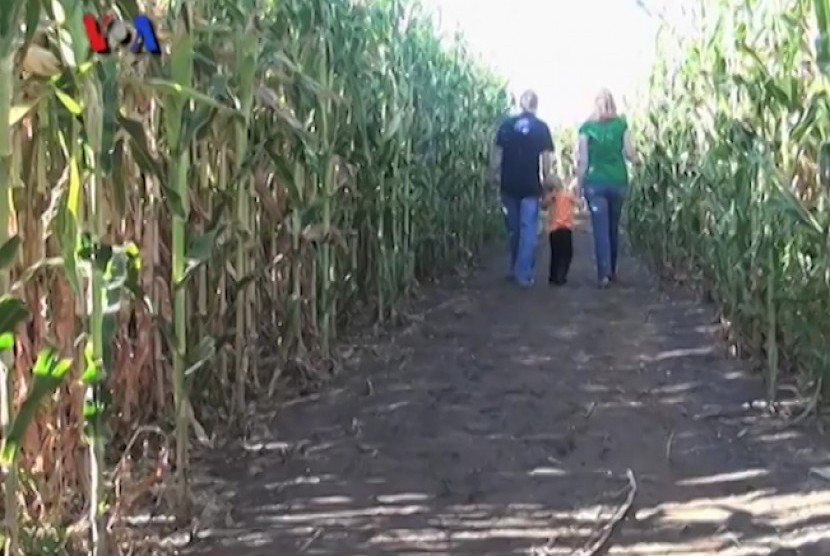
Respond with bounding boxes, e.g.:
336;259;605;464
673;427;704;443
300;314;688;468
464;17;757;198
489;90;558;287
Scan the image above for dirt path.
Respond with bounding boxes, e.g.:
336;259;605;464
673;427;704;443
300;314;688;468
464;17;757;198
180;216;830;556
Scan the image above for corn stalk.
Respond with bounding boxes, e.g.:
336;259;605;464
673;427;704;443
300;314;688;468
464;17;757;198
162;3;195;513
0;1;511;550
231;12;258;417
0;46;17;556
0;0;36;550
630;0;830;401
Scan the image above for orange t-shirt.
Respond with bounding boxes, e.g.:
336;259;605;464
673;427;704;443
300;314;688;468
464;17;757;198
546;191;573;232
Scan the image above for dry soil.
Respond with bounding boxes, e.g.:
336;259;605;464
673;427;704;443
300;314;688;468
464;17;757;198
180;216;830;556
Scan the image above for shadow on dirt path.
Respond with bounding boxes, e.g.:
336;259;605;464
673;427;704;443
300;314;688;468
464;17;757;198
180;217;830;556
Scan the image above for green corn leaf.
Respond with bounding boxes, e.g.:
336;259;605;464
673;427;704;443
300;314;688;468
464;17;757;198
819;141;830;190
1;347;71;465
111;139;127;217
140;78;241;116
181;105;217;148
0;0;26;45
0;235;22;270
115;0;140;18
161;183;188;220
183;336;216;377
0;295;29;336
80;341;101;385
117;114;164;178
0;332;14;351
98;58;120;173
174;227;221;290
53;88;83;115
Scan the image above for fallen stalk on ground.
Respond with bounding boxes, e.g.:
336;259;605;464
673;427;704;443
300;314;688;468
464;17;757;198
533;469;638;556
570;468;637;556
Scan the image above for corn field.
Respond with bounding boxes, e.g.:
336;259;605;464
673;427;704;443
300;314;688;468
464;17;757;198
627;0;830;403
0;0;509;553
552;125;576;179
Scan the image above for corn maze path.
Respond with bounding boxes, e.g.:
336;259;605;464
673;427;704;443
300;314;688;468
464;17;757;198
181;216;830;556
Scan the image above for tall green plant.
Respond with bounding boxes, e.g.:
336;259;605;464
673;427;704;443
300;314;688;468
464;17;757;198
630;0;830;400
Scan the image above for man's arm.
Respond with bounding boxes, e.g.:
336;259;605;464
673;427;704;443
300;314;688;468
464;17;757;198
539;125;559;190
489;136;502;187
489;121;505;187
541;150;559;189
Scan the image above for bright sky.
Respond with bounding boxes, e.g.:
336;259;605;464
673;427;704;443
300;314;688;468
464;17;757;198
420;0;691;127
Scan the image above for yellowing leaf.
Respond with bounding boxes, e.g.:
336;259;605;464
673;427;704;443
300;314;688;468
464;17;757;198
68;153;80;219
54;88;83;115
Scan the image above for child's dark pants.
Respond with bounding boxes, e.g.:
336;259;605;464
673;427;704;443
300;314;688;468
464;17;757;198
548;228;573;285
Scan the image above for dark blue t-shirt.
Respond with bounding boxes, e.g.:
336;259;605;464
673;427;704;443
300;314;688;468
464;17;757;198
496;112;554;198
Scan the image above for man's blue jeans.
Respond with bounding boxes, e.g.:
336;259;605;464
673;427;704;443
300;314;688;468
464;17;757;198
501;192;539;286
583;183;625;281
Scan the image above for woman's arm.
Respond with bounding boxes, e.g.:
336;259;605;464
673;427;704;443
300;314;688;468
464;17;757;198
576;134;588;184
623;129;637;164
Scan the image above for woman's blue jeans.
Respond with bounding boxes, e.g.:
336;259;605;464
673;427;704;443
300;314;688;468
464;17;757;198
501;192;539;286
583;183;625;281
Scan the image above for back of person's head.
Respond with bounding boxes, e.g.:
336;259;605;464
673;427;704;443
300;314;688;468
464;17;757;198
591;88;617;121
519;89;538;113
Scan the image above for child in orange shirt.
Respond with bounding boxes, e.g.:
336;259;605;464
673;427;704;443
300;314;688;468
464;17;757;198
543;180;574;285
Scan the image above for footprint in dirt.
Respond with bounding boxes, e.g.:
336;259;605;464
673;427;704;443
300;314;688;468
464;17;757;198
553;434;576;458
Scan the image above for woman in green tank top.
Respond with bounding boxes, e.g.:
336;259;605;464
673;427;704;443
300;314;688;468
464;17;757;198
576;88;637;288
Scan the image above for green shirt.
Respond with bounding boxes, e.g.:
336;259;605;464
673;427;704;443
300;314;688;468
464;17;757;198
578;116;629;186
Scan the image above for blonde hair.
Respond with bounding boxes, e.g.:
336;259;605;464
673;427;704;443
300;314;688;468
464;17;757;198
591;88;617;121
